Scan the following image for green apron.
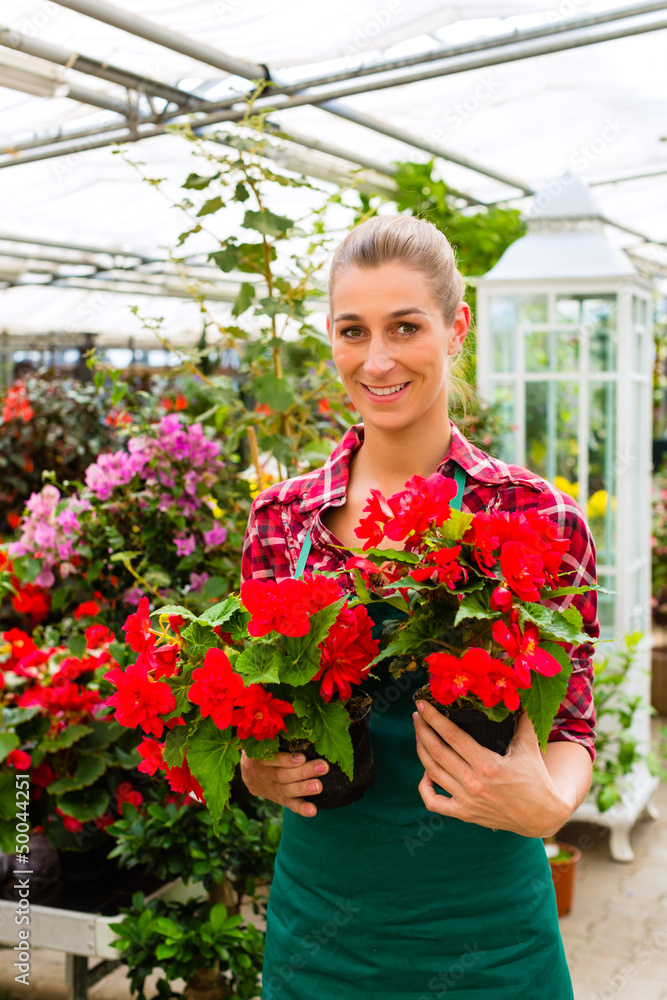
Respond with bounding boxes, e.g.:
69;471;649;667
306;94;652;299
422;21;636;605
261;467;572;999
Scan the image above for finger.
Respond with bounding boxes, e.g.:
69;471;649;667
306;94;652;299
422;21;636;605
414;700;485;766
418;771;460;818
259;751;312;768
507;709;541;753
413;711;472;781
280;776;326;801
415;735;465;800
286;796;318;818
272;760;329;785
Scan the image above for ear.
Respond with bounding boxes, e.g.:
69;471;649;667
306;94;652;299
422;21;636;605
326;313;333;343
447;301;470;356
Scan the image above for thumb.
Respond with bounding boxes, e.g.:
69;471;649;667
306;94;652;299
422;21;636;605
509;709;541;754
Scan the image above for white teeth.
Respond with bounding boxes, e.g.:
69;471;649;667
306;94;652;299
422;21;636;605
365;383;408;396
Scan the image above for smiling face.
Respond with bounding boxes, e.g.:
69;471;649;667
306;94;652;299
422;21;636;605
327;262;470;435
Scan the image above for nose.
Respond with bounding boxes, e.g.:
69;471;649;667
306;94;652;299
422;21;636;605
361;334;396;380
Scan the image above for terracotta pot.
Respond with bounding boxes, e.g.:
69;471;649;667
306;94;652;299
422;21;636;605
651;647;667;716
413;685;519;756
548;841;581;917
279;692;374;809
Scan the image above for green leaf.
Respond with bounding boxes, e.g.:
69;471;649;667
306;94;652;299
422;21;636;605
241;208;293;238
518;603;587;644
93;370;105;390
69;633;87;658
0;732;19;764
0;706;40;729
199;596;238;627
187;720;241;834
39;724;93;752
208;245;240;272
234;644;283;685
163;718;199;768
561;606;583;630
292;689;353;779
597;785;621;812
542;585;595;599
181;621;219;661
241;734;279;759
358;547;420;565
151;916;183;939
438;508;474;541
454;591;494;626
0;772;19;820
253;371;294;411
282;599;346;686
166;664;195;719
48;753;107;794
196;195;224;217
209;902;229;932
519;641;573;751
76;719;123;751
58;785;110;821
154;605;198;622
111;380;129;407
183;171;220;190
232;281;255;317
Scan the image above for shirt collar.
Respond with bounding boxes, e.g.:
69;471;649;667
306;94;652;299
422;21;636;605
298;420;516;513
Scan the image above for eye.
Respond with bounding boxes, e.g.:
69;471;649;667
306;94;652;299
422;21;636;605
338;326;366;339
396;322;418;335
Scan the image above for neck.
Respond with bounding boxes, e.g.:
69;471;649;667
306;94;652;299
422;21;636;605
353;410;453;494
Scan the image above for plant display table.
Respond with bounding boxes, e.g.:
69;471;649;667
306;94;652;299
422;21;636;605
0;862;205;999
571;763;660;861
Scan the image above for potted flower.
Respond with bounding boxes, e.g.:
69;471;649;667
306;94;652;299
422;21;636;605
103;577;380;828
544;839;581;916
344;471;600;754
0;623;145;868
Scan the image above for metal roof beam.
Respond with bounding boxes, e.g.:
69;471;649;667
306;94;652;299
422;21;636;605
0;25;210;108
50;0;268;82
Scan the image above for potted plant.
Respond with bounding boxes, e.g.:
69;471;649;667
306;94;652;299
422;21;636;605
344;471;600;754
544;838;581;917
103;578;381;826
0;622;146;866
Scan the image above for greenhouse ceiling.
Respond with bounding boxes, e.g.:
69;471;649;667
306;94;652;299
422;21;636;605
1;0;667;348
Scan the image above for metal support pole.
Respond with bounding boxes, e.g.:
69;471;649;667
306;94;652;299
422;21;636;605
0;25;208;107
50;0;268;81
65;953;88;1000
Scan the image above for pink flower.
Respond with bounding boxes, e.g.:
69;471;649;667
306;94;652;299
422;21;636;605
203;524;228;549
175;535;196;557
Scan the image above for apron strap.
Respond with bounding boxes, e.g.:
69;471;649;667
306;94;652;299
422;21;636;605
294;466;466;578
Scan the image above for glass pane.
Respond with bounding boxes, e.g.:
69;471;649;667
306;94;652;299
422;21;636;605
525;382;578;485
526;382;547;478
489;296;517;373
583;297;617;372
634;330;644;373
519;296;547;324
633;382;648;560
555;297;580;324
588;382;616;564
525;328;579;372
596;573;616;635
487;381;517;464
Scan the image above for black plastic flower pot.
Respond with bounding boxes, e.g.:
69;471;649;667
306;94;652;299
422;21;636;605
279;692;375;809
413;685;519;756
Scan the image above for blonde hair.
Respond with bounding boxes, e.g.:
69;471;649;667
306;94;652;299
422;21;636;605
328;214;471;409
328;214;465;325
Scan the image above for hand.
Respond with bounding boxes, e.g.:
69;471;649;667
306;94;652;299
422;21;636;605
240;749;329;818
412;701;573;837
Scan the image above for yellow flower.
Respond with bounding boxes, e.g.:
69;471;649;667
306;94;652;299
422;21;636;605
554;476;579;500
587;490;608;519
204;495;225;520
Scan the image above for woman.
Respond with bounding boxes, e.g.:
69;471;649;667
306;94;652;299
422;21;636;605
240;215;598;999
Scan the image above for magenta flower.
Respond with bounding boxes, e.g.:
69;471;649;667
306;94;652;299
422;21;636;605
203;524;228;549
175;535;196;558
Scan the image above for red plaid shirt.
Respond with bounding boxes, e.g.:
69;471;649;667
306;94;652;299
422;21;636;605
242;422;598;760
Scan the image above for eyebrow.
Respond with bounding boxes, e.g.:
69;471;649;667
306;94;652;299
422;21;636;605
333;307;428;322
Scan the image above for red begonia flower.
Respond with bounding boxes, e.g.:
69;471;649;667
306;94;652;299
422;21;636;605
490;586;514;613
3;628;37;662
499;541;546;602
85;624;113;649
384;473;457;547
479;659;526;711
240;578;311;637
31;760;56;788
300;573;343;612
11;583;50;624
411;545;466;588
137;738;166;776
232;684;294;740
122;597;154;653
425;648;495;706
164;755;204;800
6;748;32;770
105;660;176;737
313;604;378;702
355;488;394;550
73;600;101;620
492;619;563;686
116;782;144;811
56;807;84;833
188;647;246;729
